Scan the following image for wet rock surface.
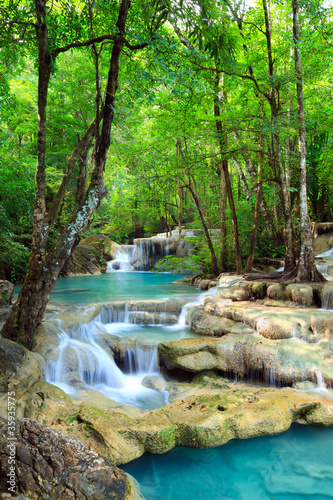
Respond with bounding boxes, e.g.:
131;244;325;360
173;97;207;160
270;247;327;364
0;280;14;307
0;416;135;500
61;245;106;277
7;380;333;467
0;339;44;396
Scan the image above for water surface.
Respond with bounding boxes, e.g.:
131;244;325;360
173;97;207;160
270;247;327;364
47;272;197;304
123;424;333;500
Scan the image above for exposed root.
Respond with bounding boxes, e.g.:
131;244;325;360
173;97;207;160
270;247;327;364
244;266;326;284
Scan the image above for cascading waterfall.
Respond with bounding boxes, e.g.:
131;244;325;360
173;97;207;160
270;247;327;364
46;317;169;409
322;290;333;310
107;234;194;272
124;346;159;374
107;245;135;272
178;286;219;327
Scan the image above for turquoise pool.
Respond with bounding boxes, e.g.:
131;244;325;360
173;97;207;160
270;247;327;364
123;424;333;500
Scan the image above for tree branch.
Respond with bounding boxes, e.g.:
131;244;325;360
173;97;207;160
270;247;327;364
52;35;148;58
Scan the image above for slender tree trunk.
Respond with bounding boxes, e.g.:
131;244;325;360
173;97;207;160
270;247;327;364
262;0;295;271
245;135;264;272
214;71;242;273
2;0;132;346
75;144;90;210
185;182;219;277
177;180;182;237
292;0;323;282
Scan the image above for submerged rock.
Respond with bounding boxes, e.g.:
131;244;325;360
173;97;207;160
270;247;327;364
0;416;136;499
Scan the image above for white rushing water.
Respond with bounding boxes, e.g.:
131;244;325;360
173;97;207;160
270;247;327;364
107;245;136;272
46;318;169;409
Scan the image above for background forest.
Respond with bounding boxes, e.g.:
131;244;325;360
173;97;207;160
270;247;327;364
1;0;333;283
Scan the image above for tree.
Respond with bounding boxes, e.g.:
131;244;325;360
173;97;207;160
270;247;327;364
1;0;165;345
292;0;323;282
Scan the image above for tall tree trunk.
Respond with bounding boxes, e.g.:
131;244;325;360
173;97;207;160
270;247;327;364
214;71;242;273
75;143;91;210
292;0;323;282
2;0;132;346
185;182;219;277
177;180;182;237
245;135;264;273
262;0;295;271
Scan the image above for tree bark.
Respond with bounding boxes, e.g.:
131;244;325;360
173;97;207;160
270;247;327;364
2;0;132;346
214;71;242;273
262;0;295;271
245;135;264;273
292;0;323;282
185;181;220;277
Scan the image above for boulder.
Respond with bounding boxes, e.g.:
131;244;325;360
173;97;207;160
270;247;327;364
186;305;253;337
21;387;333;465
0;280;14;306
61;245;105;276
285;284;314;307
0;339;45;398
201;296;333;340
141;375;167;391
267;284;286;301
157;334;333;385
0;417;135;500
79;234;120;261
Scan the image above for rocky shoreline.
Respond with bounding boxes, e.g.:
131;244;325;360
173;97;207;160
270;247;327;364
1;271;333;498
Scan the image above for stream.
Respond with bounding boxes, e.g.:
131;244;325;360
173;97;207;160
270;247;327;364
28;265;333;500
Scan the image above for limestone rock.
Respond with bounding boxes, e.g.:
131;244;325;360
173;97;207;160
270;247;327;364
0;280;14;306
201;298;333;340
21;387;333;466
0;339;44;398
141;375;167;391
187;305;253;337
157;334;333;385
61;245;105;276
0;417;135;500
79;234;120;261
285;284;314;307
267;284;286;301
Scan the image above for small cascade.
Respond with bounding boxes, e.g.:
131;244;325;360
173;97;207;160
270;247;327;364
124;346;159;374
317;247;333;258
46;331;126;389
46;318;169;409
107;233;194;272
322;291;333;310
314;370;327;392
107;245;135;272
177;286;218;326
316;264;329;278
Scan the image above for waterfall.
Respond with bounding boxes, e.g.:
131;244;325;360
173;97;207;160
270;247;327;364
107;234;194;272
124;346;159;374
107;245;135;272
316;370;326;391
317;247;333;258
322;291;333;310
177;286;219;326
46;318;169;409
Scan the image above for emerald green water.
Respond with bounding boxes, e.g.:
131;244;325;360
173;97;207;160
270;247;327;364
123;425;333;500
50;272;196;304
16;272;198;305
